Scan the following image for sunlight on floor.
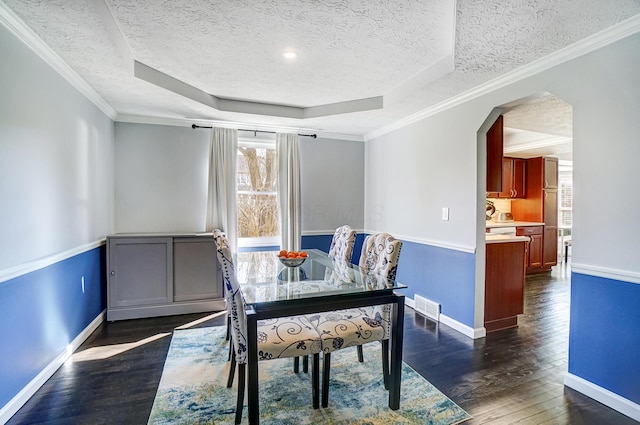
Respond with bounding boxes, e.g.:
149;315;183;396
70;333;172;362
175;311;226;330
68;311;226;362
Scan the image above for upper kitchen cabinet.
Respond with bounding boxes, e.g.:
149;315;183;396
486;115;503;193
544;157;558;189
498;157;526;198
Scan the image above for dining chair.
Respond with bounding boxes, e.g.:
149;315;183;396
213;229;232;346
328;224;357;263
308;232;402;407
217;247;322;424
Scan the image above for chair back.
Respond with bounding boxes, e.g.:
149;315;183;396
358;233;402;280
328;225;357;262
213;229;230;251
216;247;248;365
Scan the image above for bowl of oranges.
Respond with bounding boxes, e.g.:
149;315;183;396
278;250;308;267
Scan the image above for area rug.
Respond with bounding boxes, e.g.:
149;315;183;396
147;327;471;425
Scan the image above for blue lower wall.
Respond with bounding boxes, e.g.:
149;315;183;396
395;241;476;327
569;272;640;404
302;234;476;328
0;245;106;408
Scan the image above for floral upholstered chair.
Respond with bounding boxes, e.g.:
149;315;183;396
213;229;232;344
328;225;357;263
216;247;322;424
308;232;402;407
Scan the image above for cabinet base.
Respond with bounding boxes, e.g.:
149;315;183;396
485;316;519;333
526;266;553;274
107;299;225;321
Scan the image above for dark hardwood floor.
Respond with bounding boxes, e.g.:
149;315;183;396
8;263;638;424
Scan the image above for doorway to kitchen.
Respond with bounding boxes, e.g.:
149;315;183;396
479;91;574;336
492;92;573;268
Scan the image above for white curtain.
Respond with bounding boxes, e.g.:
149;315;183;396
277;132;302;251
206;127;238;252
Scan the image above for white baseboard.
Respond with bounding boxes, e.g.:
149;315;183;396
406;298;486;339
0;311;106;425
564;373;640;421
439;313;486;339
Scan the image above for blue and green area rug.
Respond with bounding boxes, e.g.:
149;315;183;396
147;327;471;424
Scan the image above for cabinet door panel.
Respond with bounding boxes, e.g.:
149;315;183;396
544;157;558;189
173;238;222;302
543;227;558;267
529;234;543;268
108;238;172;307
512;158;526;198
486;115;504;193
544;190;558;227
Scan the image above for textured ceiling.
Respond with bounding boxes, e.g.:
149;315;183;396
503;94;574;160
3;0;640;138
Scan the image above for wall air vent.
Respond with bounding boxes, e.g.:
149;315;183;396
414;294;440;322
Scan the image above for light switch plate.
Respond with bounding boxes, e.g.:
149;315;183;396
442;207;449;221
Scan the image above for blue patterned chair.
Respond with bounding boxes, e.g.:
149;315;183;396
308;232;402;407
328;224;357;263
216;247;322;424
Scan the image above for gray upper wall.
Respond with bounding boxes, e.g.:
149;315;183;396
0;24;114;272
114;122;364;235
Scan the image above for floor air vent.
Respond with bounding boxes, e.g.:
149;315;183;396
414;295;440;321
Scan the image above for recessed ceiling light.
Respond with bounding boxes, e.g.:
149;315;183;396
283;51;297;60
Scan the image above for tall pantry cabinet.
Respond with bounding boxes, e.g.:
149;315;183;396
511;157;558;272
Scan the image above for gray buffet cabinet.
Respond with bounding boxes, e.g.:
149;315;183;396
106;233;224;321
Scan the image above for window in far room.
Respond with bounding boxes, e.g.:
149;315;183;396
558;163;573;228
236;136;280;247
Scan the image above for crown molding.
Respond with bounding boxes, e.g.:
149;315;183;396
0;2;117;120
365;14;640;141
115;114;365;142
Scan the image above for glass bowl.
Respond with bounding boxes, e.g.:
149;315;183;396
278;256;306;267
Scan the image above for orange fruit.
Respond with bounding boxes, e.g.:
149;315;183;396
299;251;308;258
287;252;297;258
279;249;287;257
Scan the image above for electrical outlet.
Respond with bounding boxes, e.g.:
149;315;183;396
442;207;449;221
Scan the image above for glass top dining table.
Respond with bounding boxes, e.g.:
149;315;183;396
235;249;407;425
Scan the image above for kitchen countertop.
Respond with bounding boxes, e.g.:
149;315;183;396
486;221;544;228
486;234;530;244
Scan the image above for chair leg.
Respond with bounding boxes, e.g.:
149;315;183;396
293;356;300;373
235;364;246;425
357;345;364;362
227;349;237;388
322;353;331;408
303;355;309;373
228;335;233;361
381;340;390;390
226;314;231;341
312;353;320;409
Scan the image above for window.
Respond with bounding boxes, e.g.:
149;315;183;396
236;137;280;247
558;164;572;229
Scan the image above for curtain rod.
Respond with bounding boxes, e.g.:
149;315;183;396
191;124;317;138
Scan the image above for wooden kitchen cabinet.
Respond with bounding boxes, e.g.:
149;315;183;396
511;157;559;272
485;240;526;333
107;234;224;321
486;115;504;193
517;226;543;271
498;157;526;198
544;157;558;189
